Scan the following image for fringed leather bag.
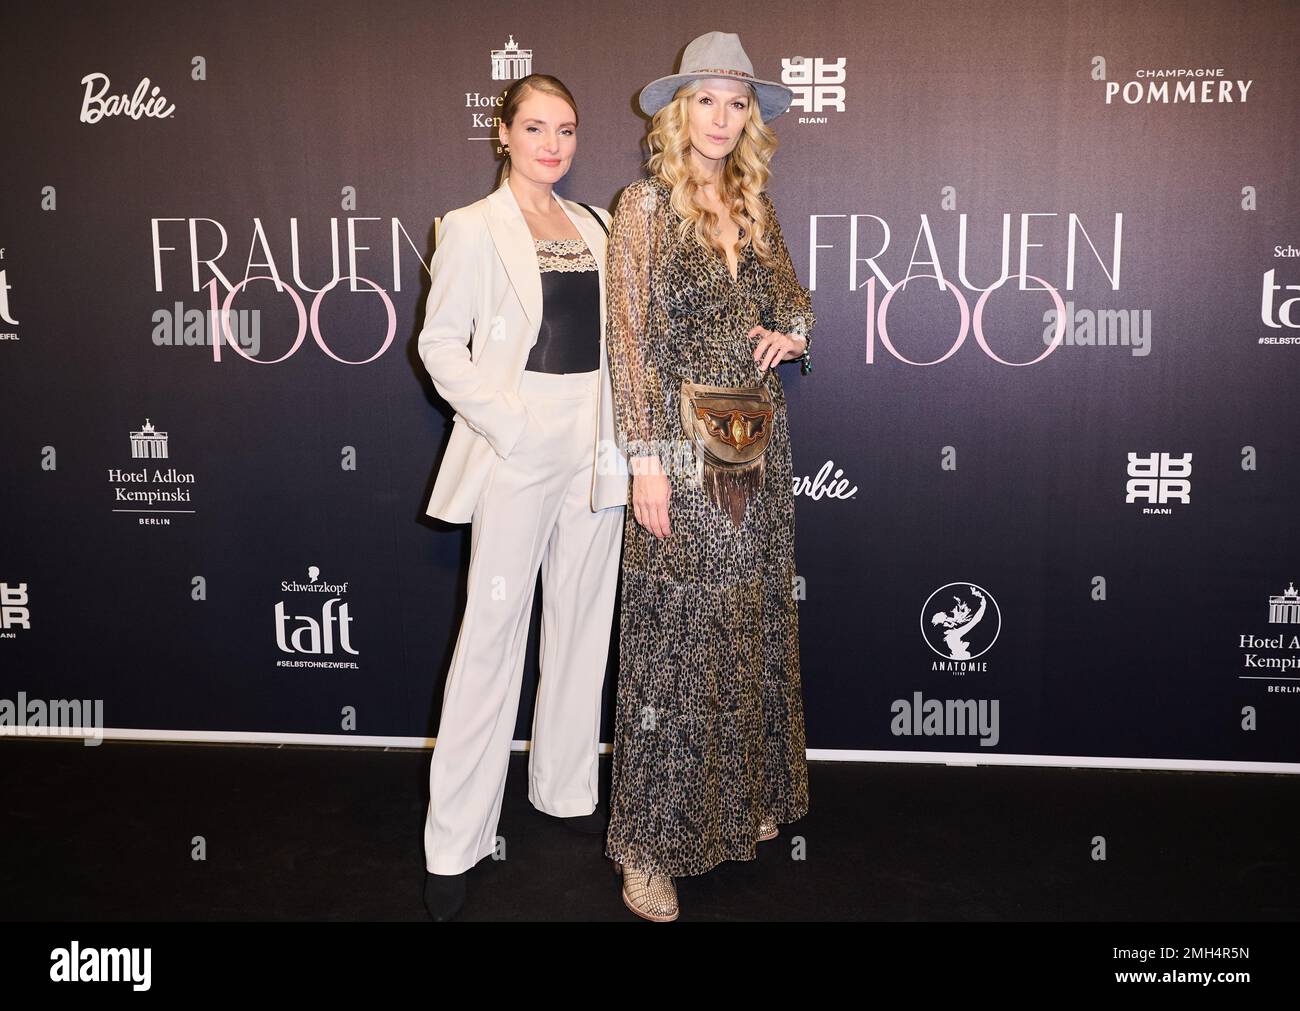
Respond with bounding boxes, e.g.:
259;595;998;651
679;378;774;528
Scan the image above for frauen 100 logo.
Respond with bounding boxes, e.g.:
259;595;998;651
808;211;1126;366
151;216;414;365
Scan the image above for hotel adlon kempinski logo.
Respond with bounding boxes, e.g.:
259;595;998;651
465;36;534;145
1239;581;1300;695
108;418;198;524
490;35;531;81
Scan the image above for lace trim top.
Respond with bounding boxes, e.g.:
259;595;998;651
535;237;598;273
524;237;600;374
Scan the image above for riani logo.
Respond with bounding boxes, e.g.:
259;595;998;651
781;56;846;124
0;582;30;637
1125;452;1192;513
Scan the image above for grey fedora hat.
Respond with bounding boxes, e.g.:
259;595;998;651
638;31;793;122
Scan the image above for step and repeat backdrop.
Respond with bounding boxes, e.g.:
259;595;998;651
2;0;1297;771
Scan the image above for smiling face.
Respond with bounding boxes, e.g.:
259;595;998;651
498;89;577;185
684;77;754;169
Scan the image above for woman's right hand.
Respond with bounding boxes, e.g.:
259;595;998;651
631;455;672;539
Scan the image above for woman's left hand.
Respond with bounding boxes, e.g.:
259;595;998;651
749;326;807;372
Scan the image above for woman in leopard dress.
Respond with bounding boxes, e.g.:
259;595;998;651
604;32;815;921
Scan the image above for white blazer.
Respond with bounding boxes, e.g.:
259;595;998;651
417;178;630;523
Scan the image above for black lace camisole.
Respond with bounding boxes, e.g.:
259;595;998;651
524;237;600;374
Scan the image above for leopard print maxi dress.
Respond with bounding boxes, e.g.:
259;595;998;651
604;176;815;877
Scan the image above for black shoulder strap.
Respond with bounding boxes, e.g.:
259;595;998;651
577;202;609;236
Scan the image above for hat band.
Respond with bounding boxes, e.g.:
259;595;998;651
687;67;756;80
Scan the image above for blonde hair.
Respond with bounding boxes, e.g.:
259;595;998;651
645;79;779;267
497;74;579;184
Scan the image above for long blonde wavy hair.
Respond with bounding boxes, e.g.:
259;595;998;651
645;79;780;268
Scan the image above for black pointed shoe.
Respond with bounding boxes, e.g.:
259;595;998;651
423;870;466;922
561;807;608;834
556;800;605;831
539;802;608;835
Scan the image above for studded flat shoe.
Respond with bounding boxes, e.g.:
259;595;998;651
613;861;678;922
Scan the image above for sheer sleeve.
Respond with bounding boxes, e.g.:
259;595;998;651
759;192;816;374
606;180;666;461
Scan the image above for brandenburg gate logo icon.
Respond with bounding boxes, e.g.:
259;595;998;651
491;35;532;81
130;418;169;459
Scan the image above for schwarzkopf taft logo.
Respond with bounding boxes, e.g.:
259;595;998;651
275;566;360;668
921;583;1001;670
1261;264;1300;341
0;246;18;340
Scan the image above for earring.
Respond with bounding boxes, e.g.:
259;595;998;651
503;143;510;154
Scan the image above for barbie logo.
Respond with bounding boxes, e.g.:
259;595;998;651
792;459;857;499
79;73;175;123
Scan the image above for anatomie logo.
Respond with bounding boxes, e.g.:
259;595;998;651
921;582;1001;668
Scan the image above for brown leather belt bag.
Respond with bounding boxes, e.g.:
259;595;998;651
679;379;774;528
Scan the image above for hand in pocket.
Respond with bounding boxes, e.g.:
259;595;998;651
518;400;546;455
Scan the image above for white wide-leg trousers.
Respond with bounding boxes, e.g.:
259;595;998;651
424;368;624;875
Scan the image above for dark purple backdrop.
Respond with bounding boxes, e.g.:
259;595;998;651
2;0;1298;771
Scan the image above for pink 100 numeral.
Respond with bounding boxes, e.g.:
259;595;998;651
205;275;396;364
865;272;1067;366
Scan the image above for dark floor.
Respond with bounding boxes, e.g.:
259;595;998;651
1;738;1297;921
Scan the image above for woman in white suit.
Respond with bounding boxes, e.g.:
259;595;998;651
416;74;627;920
